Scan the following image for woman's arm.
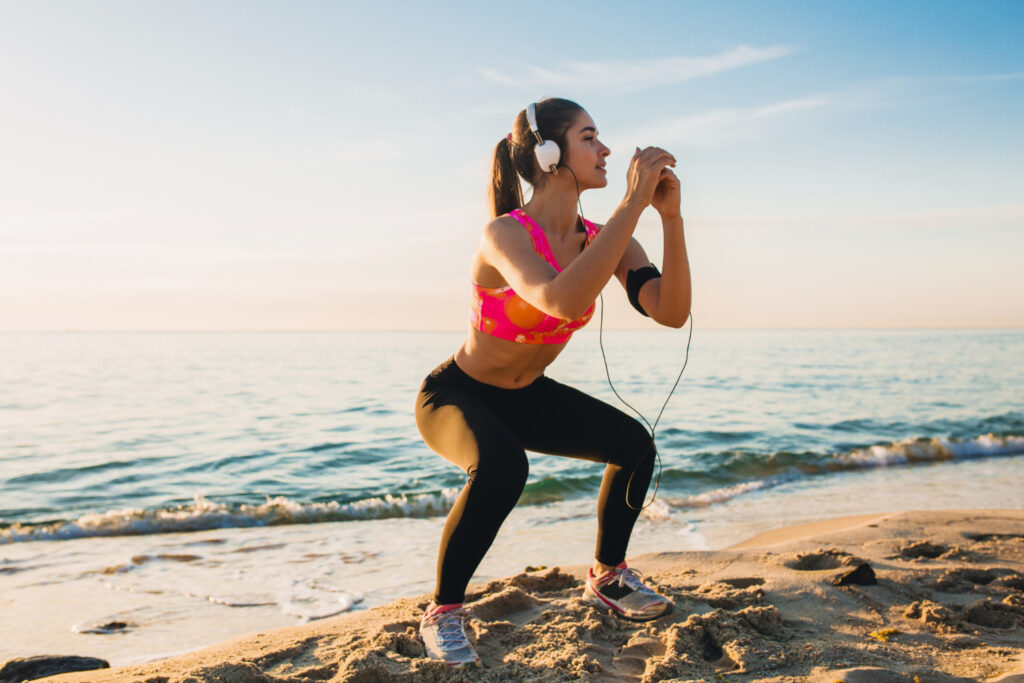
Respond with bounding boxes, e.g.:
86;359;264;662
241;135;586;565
481;147;675;320
482;199;645;320
613;220;691;328
613;167;691;328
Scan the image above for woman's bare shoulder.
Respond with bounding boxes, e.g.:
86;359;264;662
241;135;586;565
482;214;530;248
486;213;523;230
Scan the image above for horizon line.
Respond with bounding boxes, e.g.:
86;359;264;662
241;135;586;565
2;325;1022;334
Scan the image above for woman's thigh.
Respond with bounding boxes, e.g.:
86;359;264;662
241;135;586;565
415;382;527;478
501;377;654;467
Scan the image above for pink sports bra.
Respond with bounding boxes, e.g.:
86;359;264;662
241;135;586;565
470;208;600;344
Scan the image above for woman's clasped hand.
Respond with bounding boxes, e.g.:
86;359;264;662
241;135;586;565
625;146;678;213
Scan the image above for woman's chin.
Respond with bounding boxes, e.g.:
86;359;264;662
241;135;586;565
572;178;607;193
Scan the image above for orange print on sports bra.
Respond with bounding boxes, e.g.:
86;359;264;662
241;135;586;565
504;294;547;330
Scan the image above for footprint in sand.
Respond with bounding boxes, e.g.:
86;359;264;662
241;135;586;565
929;567;997;592
994;572;1024;590
467;586;543;622
964;598;1024;629
784;548;854;571
964;532;1024;543
692;578;765;609
719;577;766;589
466;567;580;602
897;540;949;559
613;633;666;677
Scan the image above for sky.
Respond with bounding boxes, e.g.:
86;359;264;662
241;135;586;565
0;0;1021;331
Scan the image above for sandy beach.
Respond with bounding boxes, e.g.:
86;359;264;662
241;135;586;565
29;508;1023;682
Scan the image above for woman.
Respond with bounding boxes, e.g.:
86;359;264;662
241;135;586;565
414;97;691;667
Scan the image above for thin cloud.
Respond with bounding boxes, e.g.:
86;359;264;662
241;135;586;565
478;44;798;93
615;94;834;148
750;95;832;119
615;76;933;148
940;72;1024;85
616;71;1022;148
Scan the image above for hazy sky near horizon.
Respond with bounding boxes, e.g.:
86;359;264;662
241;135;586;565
1;0;1021;331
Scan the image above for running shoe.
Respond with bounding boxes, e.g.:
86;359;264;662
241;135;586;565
584;562;673;621
420;603;481;667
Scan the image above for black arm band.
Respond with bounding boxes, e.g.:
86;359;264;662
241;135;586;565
626;264;661;317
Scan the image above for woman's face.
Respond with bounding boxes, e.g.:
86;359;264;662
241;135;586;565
564;110;610;190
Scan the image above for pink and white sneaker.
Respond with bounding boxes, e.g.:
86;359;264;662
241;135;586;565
420;603;482;667
584;562;673;622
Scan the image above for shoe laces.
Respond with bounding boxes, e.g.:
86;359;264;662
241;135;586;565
429;607;471;649
614;567;658;596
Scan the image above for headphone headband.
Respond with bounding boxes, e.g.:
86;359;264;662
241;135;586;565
526;102;544;145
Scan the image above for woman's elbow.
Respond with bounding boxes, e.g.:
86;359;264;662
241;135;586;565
535;292;577;321
658;301;691;328
538;282;589;321
556;303;591;321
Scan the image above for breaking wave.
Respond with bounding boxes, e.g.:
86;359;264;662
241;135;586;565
3;433;1020;544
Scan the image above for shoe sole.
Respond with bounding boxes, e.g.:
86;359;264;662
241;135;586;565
420;637;482;667
583;590;674;622
446;657;482;668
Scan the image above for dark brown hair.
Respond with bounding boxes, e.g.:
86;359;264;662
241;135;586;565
488;97;585;218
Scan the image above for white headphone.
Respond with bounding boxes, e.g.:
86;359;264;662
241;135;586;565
527;101;560;174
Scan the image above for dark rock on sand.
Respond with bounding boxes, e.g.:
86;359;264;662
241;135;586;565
0;655;110;683
833;562;877;586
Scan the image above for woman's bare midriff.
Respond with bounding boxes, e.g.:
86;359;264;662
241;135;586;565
454;327;570;389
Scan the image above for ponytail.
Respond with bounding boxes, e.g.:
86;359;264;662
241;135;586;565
488;137;522;218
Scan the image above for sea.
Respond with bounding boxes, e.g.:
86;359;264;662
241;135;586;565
2;328;1022;666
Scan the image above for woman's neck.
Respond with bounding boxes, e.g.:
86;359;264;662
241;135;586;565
522;180;584;236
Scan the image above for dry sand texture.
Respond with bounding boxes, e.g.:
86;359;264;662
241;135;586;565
43;509;1024;682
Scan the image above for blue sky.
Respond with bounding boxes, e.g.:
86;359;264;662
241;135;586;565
0;0;1021;330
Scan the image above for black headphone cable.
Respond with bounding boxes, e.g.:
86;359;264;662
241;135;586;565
564;164;694;512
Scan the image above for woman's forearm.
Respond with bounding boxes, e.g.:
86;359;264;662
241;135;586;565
542;198;646;319
654;213;692;327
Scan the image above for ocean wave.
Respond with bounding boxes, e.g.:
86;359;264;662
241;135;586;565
673;433;1024;482
658;473;800;513
3;433;1019;544
837;433;1024;467
0;491;459;545
0;474;603;545
654;433;1024;515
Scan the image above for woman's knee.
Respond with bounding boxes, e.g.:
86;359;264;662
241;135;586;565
615;418;656;470
468;446;529;499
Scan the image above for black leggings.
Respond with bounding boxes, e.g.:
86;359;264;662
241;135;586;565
414;356;655;605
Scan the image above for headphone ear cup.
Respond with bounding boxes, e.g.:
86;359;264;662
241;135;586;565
534;140;561;174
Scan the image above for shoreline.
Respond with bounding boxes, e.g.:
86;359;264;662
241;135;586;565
35;508;1024;682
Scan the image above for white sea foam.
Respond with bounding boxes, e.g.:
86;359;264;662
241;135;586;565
639;499;675;521
838;433;1024;468
4;434;1021;545
664;478;774;510
278;584;363;621
656;434;1024;512
0;490;459;545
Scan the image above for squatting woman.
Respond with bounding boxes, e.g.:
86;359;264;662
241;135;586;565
414;97;691;666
